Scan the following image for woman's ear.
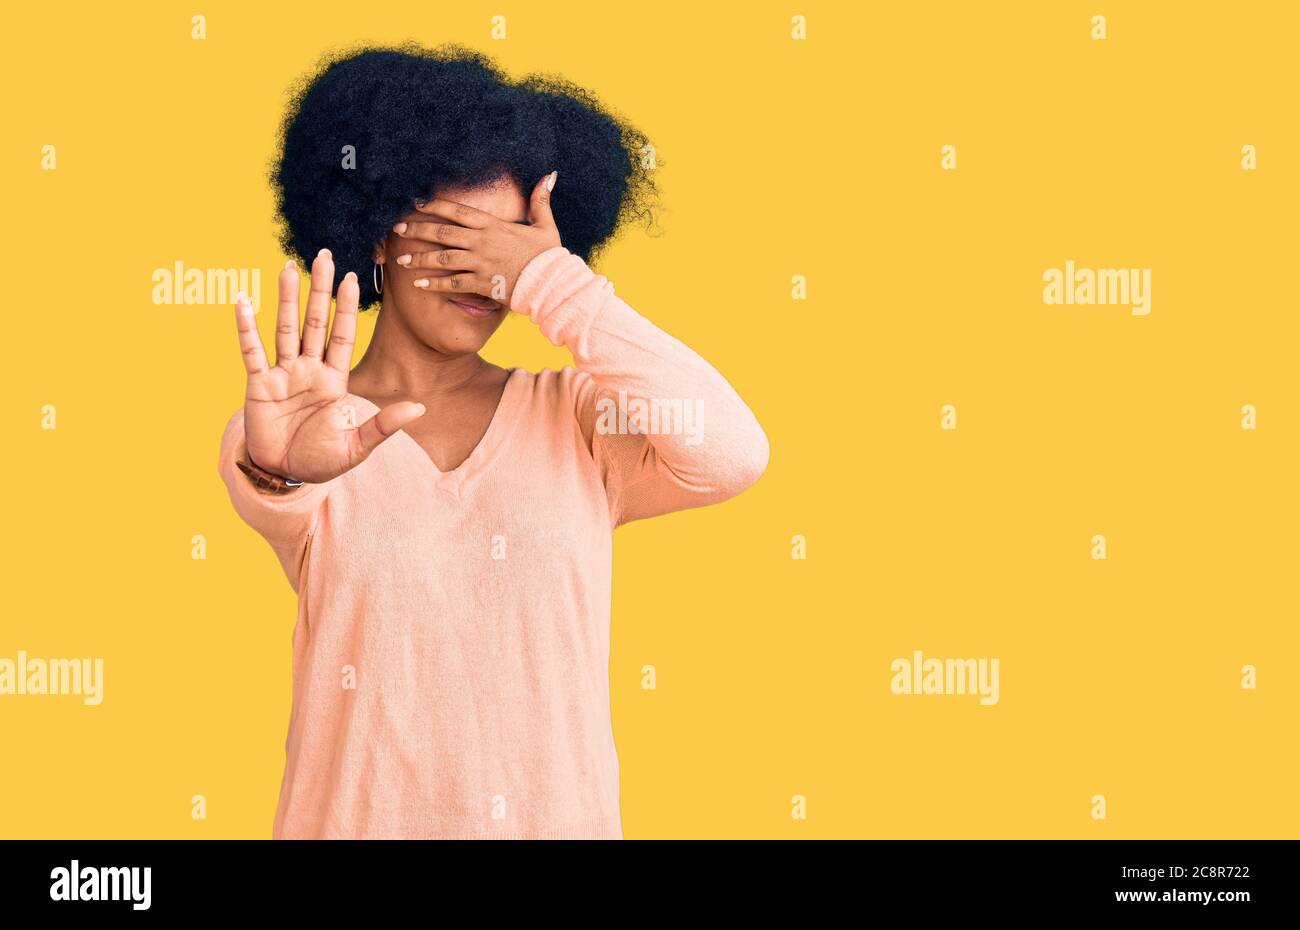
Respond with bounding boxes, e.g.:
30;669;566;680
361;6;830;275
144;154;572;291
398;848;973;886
372;239;387;263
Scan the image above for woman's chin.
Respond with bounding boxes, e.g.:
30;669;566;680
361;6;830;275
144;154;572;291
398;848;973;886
415;299;505;352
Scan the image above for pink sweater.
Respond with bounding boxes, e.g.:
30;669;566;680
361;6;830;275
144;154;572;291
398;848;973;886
218;246;768;839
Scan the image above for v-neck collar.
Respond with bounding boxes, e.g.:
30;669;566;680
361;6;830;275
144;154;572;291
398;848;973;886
349;367;525;501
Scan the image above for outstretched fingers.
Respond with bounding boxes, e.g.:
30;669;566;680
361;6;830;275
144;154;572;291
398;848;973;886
351;401;426;464
234;292;268;376
325;271;359;373
276;260;301;363
300;249;335;359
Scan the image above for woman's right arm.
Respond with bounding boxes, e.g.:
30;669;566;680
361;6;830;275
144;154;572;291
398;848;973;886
217;250;425;590
217;409;332;590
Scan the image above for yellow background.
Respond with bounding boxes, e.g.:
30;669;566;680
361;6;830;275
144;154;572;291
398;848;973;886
2;1;1296;838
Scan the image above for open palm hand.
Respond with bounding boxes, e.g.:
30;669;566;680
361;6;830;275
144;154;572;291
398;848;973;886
233;250;424;484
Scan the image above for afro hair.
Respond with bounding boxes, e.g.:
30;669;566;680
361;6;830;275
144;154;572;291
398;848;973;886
271;43;658;308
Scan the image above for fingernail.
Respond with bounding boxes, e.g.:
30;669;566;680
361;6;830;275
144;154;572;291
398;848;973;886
414;198;428;208
396;254;412;266
236;292;255;315
545;171;558;192
317;248;332;260
344;271;357;283
284;259;296;270
413;278;429;288
393;222;408;234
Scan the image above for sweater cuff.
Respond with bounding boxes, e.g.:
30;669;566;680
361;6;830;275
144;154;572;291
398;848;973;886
510;246;614;349
218;411;330;537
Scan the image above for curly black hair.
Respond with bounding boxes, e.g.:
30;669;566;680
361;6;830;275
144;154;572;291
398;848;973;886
271;43;659;308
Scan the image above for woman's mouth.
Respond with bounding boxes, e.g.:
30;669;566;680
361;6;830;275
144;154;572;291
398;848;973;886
449;299;499;318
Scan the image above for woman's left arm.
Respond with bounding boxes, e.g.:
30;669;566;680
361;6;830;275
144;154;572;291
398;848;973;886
399;173;769;524
512;245;770;524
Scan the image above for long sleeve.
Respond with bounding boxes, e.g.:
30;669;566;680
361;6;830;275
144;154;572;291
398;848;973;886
217;409;333;590
512;246;769;526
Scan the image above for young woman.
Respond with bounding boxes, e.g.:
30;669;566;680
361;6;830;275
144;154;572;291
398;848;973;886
219;44;768;839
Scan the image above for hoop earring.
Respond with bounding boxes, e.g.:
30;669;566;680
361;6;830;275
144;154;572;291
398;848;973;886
373;262;384;296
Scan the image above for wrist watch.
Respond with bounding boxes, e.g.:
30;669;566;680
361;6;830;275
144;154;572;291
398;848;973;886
236;456;305;494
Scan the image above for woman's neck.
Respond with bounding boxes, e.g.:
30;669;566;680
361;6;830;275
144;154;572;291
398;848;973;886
349;306;500;400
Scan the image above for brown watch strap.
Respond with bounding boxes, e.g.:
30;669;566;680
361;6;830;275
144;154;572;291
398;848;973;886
236;457;305;494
